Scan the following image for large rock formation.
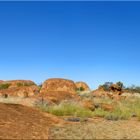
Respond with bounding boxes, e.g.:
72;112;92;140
75;82;90;91
0;80;3;83
39;78;80;104
0;80;39;97
40;78;77;94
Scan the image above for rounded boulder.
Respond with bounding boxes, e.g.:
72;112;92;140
40;78;77;94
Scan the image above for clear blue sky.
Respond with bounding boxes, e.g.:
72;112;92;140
0;1;140;89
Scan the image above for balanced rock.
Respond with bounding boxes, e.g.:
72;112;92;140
75;82;90;91
40;78;77;94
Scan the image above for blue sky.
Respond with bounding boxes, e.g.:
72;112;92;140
0;1;140;89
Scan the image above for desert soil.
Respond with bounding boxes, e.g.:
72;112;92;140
1;103;140;139
0;103;63;139
49;117;140;139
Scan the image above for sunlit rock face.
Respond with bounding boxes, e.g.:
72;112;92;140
40;78;77;94
0;80;39;97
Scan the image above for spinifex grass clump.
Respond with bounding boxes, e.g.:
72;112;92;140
39;101;94;118
93;108;109;117
105;107;131;121
91;96;140;120
104;97;140;120
0;83;11;89
121;97;140;119
36;95;140;121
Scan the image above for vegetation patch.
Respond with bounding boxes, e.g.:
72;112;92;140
93;108;109;117
38;101;94;118
76;87;85;92
0;83;11;89
105;108;131;120
34;90;140;121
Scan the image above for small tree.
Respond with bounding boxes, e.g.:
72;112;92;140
116;81;124;89
77;87;85;91
102;82;113;91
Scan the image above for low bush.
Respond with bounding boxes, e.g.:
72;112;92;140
36;95;140;121
76;87;85;92
0;83;10;89
105;108;131;120
38;101;94;118
93;108;109;117
17;83;23;87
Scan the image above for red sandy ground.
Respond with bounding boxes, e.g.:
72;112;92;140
0;103;64;139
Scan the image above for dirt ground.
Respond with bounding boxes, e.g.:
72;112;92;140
49;117;140;139
0;103;63;139
1;103;140;139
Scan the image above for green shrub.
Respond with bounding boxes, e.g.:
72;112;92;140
38;101;94;118
93;107;131;120
17;83;23;87
76;87;85;92
37;95;140;121
99;82;113;91
0;83;10;89
93;108;109;117
116;81;124;89
105;107;131;120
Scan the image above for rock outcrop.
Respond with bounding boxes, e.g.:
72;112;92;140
100;103;114;112
0;80;3;83
0;80;39;97
39;78;81;104
92;87;108;98
75;82;90;91
110;84;122;95
80;100;95;111
38;91;80;104
40;78;77;94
